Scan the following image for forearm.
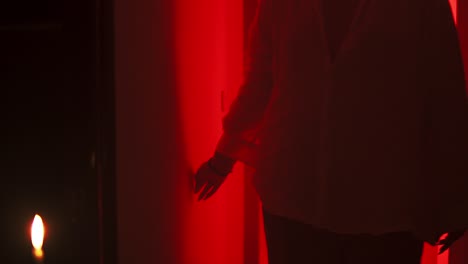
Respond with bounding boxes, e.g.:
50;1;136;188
211;0;272;170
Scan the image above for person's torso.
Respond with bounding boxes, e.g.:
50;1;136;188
256;0;425;186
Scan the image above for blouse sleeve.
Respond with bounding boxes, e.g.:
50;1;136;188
215;0;273;167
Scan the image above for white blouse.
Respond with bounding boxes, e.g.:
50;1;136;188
216;0;468;245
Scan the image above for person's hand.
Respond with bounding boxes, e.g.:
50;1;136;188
437;230;466;254
193;159;229;201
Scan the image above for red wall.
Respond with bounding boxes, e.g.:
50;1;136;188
116;0;246;263
174;0;246;263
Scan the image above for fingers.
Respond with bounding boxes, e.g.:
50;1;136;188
437;238;447;245
203;184;221;200
198;184;214;201
193;160;227;201
194;162;210;193
437;231;465;254
194;179;204;193
437;237;451;254
439;244;450;254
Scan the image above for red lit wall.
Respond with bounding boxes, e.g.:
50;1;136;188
115;0;246;262
174;0;245;263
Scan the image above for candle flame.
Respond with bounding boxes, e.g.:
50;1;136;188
31;214;45;251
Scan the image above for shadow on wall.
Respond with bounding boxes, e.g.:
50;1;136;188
115;0;192;263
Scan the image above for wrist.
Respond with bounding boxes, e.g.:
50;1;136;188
209;152;236;176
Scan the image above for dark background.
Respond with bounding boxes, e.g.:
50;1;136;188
1;1;115;264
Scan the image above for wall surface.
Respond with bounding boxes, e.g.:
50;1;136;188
174;0;246;263
115;0;184;263
115;0;245;263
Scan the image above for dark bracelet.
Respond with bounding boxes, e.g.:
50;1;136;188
207;157;231;177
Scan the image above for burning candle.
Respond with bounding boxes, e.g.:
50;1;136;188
31;214;45;263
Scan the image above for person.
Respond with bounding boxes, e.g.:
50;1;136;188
193;0;468;263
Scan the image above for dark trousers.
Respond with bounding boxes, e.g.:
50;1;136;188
263;209;424;264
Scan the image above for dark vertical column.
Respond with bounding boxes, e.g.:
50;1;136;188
450;0;468;263
115;0;184;263
96;0;117;263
